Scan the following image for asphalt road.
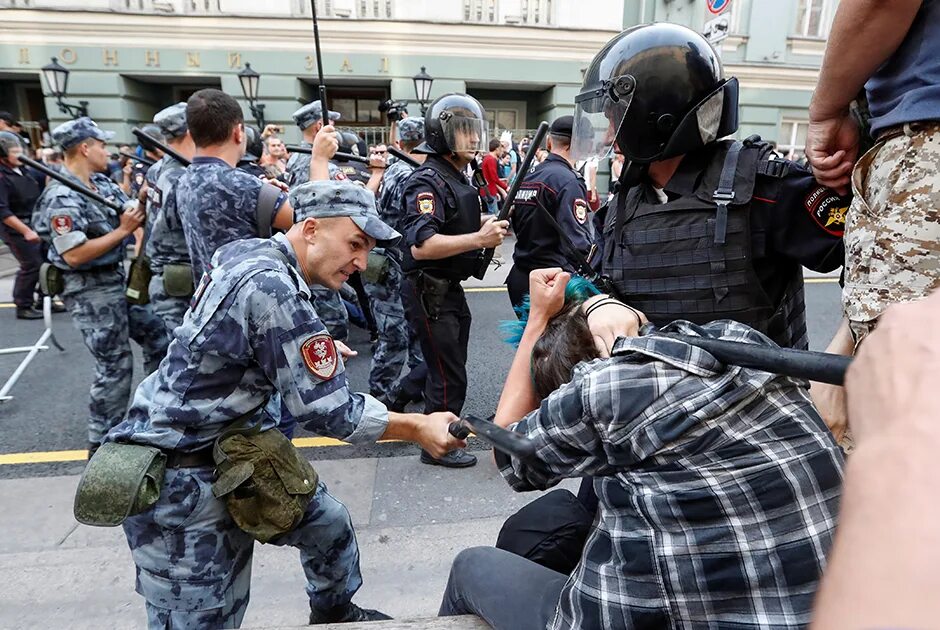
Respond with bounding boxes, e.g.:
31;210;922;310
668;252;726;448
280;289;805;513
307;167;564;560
0;282;842;480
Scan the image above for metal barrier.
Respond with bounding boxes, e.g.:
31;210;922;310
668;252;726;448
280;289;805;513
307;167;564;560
0;296;64;403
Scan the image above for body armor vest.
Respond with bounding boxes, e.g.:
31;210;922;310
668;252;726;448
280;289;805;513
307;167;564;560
604;139;809;349
408;158;483;281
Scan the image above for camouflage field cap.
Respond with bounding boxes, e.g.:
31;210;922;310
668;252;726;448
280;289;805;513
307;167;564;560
290;180;401;247
153;102;188;139
292;101;342;130
397;117;425;142
52;117;116;150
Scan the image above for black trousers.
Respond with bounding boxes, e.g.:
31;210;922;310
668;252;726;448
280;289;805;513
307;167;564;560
402;275;471;415
506;264;530;314
0;222;42;308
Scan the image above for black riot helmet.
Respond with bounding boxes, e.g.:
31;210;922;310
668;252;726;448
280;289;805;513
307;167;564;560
338;131;360;155
414;93;488;157
572;22;739;164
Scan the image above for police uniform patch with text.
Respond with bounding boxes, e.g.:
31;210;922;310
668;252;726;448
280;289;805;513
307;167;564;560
301;334;338;380
51;215;73;236
804;187;847;236
573;198;589;224
417;192;435;215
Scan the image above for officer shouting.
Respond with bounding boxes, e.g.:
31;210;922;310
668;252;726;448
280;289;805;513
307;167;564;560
401;93;509;468
507;115;594;309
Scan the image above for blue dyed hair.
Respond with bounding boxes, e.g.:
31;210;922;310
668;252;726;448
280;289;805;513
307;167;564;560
499;276;601;347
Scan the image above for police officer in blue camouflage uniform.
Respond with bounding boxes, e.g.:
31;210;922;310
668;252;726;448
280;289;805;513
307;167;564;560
32;117;169;454
286;100;352;342
364;117;427;407
507;115;594;309
107;179;466;628
145;102;197;334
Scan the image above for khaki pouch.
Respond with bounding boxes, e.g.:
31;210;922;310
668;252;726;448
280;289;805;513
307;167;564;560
163;263;195;298
361;251;390;285
212;427;318;543
73;442;166;527
40;262;64;297
125;256;152;305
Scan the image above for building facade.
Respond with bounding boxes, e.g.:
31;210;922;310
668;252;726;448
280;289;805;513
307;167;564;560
0;0;835;178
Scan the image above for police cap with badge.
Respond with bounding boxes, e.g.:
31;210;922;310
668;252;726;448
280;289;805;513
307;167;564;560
52;116;116;150
292;101;342;130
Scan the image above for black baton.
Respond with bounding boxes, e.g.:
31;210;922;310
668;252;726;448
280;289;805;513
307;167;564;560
386;145;420;168
447;415;539;461
0;148;123;212
131;127;191;166
284;144;372;165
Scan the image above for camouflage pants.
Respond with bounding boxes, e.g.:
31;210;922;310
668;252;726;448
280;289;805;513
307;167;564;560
309;285;349;342
148;273;190;336
363;257;424;397
123;468;362;629
61;270;169;445
843;122;940;343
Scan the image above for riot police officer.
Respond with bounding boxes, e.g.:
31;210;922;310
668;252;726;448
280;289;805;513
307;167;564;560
507;115;594;309
331;132;371;185
401;93;509;468
572;22;846;351
286;101;343;186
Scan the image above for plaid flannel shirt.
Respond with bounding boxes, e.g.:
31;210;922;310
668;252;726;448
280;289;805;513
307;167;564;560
498;320;844;630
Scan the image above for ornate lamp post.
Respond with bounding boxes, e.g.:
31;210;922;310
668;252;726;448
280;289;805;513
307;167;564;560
412;66;434;115
41;57;88;119
237;63;267;129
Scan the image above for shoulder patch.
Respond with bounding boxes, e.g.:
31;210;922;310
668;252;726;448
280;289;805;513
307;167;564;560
417;192;435;215
332;170;348;181
804;186;847;236
51;215;73;235
301;333;338;380
572;198;589;224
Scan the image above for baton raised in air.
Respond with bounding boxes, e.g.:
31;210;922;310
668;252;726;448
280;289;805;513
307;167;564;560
131;127;191;167
285;144;371;165
448;415;538;461
386;145;420;168
473;120;550;280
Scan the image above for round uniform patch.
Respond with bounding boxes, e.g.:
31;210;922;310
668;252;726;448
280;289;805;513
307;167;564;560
301;334;338;380
804;186;847;236
417;192;435;215
51;215;73;235
573;198;589;225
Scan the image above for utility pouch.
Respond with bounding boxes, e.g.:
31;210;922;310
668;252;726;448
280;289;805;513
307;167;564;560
361;250;390;285
162;263;195;298
212;424;318;543
419;272;451;320
40;262;64;297
73;442;166;527
125;256;152;305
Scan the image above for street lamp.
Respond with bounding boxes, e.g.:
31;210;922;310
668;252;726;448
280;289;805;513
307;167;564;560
41;57;88;119
412;66;434;114
237;63;267;129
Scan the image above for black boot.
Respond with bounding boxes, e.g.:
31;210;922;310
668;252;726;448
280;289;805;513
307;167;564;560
16;307;43;320
309;601;392;624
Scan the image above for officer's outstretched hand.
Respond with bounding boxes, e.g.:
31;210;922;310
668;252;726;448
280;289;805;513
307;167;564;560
476;216;509;249
312;124;339;161
415;412;467;459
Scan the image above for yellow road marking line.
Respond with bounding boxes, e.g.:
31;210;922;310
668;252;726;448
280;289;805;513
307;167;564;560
463;287;507;293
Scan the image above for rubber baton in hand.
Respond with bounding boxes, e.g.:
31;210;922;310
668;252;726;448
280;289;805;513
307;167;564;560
1;149;123;212
284;144;371;165
131;127;191;167
447;415;539;461
473;120;550;280
386;145;420;168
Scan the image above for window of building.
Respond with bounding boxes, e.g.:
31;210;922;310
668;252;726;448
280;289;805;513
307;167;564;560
328;88;389;125
485;108;519;134
795;0;831;38
778;119;809;160
297;0;335;16
358;0;391;18
464;0;498;23
521;0;553;25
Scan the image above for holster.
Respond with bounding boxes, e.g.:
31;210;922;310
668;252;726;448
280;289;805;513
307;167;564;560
73;442;166;527
412;270;451;320
162;263;195;298
40;262;64;297
125;256;152;305
212;421;318;543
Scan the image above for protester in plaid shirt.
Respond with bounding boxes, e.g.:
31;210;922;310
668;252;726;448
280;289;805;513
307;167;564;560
439;269;844;630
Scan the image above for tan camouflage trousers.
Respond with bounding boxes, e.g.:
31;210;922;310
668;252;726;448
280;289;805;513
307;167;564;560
843;122;940;344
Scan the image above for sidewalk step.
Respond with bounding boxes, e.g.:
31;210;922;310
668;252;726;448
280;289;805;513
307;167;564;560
249;615;487;629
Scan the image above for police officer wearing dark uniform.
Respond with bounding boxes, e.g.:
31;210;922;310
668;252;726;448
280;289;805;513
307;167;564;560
507;115;594;310
128;124;164;198
331;132;372;185
401;93;509;468
573;22;846;352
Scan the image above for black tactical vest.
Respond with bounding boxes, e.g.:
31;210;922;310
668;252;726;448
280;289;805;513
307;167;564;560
332;159;371;186
604;139;808;349
409;158;483;281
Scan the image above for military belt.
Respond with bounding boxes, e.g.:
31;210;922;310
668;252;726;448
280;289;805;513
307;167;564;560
876;120;940;142
164;447;215;469
63;263;122;274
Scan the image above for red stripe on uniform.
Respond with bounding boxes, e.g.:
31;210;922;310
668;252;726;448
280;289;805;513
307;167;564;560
753;196;776;204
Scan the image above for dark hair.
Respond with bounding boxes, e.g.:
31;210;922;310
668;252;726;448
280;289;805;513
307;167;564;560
549;133;571;149
0;111;16;125
488;138;501;152
531;301;600;400
186;88;243;147
400;139;420;152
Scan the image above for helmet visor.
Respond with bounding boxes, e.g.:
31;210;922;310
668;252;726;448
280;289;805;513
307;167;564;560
441;114;488;155
571;82;635;162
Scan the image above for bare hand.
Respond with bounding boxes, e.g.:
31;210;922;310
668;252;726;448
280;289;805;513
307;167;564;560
264;177;290;193
368;154;387;170
415;412;467;459
335;340;358;360
119;201;145;233
261;124;281;139
806;112;860;195
23;228;40;243
581;294;647;357
810;381;848;442
476;216;509;248
527;267;570;322
845;291;940;445
312;124;339;161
